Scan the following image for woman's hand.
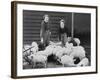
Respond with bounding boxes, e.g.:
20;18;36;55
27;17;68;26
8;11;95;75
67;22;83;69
41;38;43;43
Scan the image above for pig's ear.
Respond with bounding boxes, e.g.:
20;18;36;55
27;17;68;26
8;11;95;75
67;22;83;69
81;64;84;66
74;38;81;46
31;56;33;59
70;43;73;47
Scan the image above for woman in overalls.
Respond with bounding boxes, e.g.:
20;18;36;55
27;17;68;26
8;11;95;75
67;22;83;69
40;14;51;48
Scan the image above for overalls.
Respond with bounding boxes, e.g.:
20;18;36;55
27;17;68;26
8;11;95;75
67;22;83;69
40;21;51;47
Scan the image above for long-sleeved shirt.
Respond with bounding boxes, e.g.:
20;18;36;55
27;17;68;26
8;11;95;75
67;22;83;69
59;26;68;41
40;21;50;38
59;26;67;34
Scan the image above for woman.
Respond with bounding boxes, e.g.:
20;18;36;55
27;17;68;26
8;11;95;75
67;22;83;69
59;19;68;46
40;14;51;47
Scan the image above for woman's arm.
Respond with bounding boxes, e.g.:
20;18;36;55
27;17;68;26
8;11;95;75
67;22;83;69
40;21;44;43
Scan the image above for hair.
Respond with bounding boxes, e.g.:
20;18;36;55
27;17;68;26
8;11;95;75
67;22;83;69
43;14;49;20
60;19;65;24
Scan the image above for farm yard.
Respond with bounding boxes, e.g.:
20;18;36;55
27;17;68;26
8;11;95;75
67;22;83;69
23;10;91;69
23;40;90;69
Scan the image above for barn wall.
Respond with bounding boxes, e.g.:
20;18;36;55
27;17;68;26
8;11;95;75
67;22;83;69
23;10;90;45
23;10;72;44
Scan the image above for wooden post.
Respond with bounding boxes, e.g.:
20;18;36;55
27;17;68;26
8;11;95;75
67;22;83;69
71;12;74;39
